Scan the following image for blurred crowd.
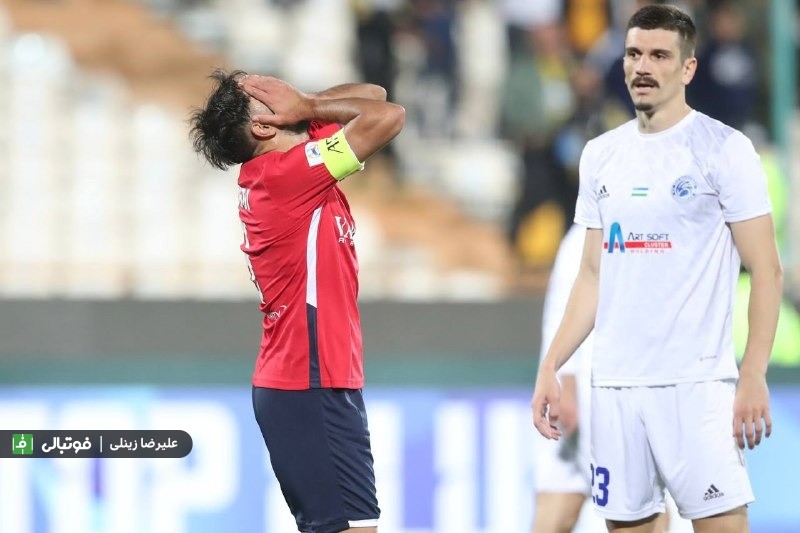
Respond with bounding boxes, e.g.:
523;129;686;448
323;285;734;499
342;0;781;267
0;0;795;302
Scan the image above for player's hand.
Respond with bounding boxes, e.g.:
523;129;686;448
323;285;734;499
531;366;562;440
239;75;311;126
558;374;579;437
732;370;772;450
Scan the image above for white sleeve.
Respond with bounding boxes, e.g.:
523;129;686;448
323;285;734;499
714;132;772;223
540;225;586;377
574;140;603;229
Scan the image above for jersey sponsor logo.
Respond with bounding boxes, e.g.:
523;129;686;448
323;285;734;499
671;175;697;202
604;222;672;254
597;184;610;200
238;187;251;211
305;142;323;167
335;216;356;246
631;186;648;197
266;305;287;322
606;222;625;252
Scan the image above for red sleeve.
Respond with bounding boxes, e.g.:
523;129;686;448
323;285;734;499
308;121;342;140
259;142;337;218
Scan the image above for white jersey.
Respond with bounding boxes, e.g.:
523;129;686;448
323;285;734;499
575;110;771;386
541;223;592;382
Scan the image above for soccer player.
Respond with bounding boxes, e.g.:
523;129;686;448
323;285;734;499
532;223;604;533
534;225;676;533
190;71;404;533
531;5;782;533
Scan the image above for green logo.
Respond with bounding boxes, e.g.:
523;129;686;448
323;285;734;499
12;433;33;455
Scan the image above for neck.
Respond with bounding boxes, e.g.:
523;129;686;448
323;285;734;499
253;131;310;158
636;98;692;134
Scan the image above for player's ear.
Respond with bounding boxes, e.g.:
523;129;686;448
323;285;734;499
251;121;276;141
682;56;697;85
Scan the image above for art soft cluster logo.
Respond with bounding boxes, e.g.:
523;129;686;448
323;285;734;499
604;222;672;254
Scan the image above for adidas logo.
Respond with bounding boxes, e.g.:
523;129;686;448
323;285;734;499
598;185;610;200
703;484;724;501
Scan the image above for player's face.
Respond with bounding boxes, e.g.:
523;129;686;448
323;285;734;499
623;28;696;113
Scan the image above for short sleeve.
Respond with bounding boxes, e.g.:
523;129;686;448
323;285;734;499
541;224;587;377
256;144;338;218
574;140;602;229
714;132;772;223
308;121;342;140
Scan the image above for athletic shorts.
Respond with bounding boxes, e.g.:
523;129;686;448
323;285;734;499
590;380;754;521
534;374;592;494
252;387;380;533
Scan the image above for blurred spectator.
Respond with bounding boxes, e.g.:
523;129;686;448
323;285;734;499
553;62;631;222
352;0;400;101
563;0;611;55
351;0;402;175
586;0;657;115
500;23;576;267
688;0;758;129
498;0;561;58
407;0;460;138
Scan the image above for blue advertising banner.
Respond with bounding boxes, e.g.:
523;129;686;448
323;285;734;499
0;387;796;533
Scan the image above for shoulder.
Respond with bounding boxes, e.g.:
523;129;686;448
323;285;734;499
687;112;743;152
586;119;637;153
239;145;310;185
580;119;636;169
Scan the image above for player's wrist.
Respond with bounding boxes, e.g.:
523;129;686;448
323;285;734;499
297;95;319;121
538;356;559;375
739;360;768;379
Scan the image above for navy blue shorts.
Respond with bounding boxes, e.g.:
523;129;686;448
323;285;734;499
252;387;380;533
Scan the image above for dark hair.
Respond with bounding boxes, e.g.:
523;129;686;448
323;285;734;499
189;69;257;170
627;5;697;59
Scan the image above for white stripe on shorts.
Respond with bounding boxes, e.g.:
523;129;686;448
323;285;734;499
348;518;379;528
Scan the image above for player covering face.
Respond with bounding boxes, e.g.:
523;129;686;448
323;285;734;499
191;72;404;533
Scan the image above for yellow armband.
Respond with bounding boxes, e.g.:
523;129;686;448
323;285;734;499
319;129;364;181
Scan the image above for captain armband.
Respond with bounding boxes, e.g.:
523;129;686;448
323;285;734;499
319;129;364;181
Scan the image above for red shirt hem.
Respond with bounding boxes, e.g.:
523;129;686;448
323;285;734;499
251;377;364;390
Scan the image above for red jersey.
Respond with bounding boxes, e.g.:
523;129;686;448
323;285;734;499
238;122;364;390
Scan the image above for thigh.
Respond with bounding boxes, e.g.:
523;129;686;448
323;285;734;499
591;387;666;522
252;387;380;533
642;380;754;521
692;505;749;533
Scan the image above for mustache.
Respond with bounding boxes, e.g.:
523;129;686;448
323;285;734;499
632;76;659;88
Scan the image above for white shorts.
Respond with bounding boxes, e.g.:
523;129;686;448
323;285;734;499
590;380;754;521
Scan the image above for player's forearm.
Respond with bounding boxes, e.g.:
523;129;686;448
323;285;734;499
311;83;387;102
303;97;388;126
305;97;404;161
740;266;783;377
540;272;598;374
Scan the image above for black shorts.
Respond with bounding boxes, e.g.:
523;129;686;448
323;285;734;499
252;387;380;533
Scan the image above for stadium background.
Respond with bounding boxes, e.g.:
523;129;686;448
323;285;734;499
0;0;797;532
